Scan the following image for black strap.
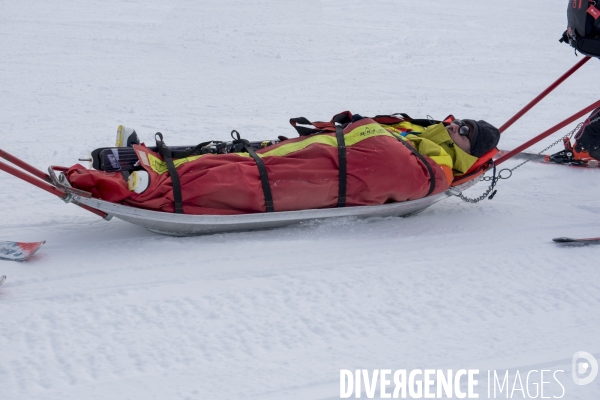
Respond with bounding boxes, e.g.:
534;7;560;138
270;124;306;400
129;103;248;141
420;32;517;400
231;130;274;212
394;135;436;197
559;30;569;44
289;117;321;136
406;118;441;128
155;133;184;214
335;124;347;207
168;140;213;158
289;112;353;137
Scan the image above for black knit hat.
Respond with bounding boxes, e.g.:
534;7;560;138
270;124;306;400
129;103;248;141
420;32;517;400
463;119;500;157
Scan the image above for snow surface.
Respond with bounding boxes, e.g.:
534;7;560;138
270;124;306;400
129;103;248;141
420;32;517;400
1;0;600;399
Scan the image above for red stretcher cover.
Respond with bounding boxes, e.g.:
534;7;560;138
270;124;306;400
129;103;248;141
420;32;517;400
66;117;449;215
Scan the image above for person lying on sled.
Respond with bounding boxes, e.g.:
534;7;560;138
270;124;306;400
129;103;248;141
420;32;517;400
66;113;501;215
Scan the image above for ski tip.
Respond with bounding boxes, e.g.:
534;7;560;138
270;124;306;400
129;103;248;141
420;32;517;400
553;237;576;243
0;240;46;262
0;275;6;286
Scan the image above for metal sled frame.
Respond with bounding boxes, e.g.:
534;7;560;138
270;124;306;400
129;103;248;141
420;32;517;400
0;56;598;236
68;179;478;236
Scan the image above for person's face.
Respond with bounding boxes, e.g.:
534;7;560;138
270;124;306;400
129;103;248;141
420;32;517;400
446;120;472;154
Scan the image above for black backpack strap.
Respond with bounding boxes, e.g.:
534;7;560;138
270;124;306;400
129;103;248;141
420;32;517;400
335;123;347;207
371;113;412;123
289;117;322;136
231;130;274;212
289;112;353;137
155;132;184;214
393;135;436;197
332;111;353;125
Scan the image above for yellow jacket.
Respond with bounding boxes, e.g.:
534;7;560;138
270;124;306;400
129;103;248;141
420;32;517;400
385;121;479;184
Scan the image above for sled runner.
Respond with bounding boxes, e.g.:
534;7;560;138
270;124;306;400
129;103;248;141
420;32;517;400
0;58;598;236
66;178;479;236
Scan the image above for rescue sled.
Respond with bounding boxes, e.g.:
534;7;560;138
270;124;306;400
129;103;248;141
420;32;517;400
51;145;484;236
0;138;488;236
0;57;598;236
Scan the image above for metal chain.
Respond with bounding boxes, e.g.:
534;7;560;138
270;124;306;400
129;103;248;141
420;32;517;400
455;179;497;203
501;122;582;174
454;122;583;203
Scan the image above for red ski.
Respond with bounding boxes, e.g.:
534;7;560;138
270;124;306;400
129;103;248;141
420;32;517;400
0;241;46;261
